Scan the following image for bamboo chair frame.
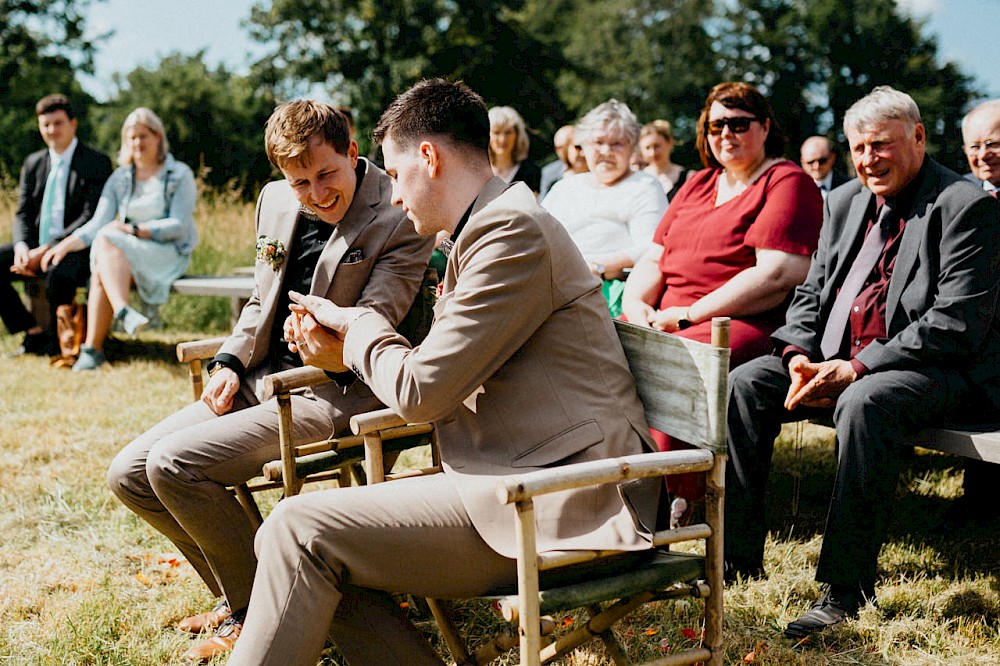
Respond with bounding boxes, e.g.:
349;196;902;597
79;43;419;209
349;318;731;666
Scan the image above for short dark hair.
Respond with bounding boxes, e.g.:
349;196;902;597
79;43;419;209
373;78;489;155
36;94;74;119
695;82;786;169
264;100;352;170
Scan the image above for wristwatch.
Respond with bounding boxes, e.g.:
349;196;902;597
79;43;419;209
594;263;607;281
677;308;693;330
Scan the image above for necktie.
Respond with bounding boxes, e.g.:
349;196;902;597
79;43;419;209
990;189;998;199
819;203;894;360
38;155;63;246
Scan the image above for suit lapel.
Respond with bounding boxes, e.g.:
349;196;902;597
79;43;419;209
311;159;377;295
886;165;939;326
258;188;302;317
443;177;512;293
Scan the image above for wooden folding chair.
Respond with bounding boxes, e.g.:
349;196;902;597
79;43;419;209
349;318;731;665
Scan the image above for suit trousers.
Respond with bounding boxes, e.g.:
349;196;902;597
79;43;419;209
0;243;89;335
107;376;374;610
228;473;517;666
725;354;969;590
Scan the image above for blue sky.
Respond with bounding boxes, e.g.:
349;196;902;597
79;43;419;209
79;0;1000;103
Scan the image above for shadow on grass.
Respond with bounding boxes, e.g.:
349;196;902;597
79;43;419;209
103;336;187;365
766;428;1000;588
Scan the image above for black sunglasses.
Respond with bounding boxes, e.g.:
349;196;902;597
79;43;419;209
706;117;765;135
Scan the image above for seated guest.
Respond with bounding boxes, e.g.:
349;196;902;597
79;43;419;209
538;124;574;199
726;86;1000;637
105;101;433;662
621;82;822;526
42;108;197;370
800;135;849;199
488;106;541;194
0;94;112;355
962;99;1000;195
640;120;690;201
226;78;659;666
543;100;667;316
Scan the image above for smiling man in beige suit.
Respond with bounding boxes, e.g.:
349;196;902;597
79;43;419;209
227;79;661;666
105;101;433;662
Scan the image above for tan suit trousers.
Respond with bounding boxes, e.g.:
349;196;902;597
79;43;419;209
106;377;374;610
228;473;517;666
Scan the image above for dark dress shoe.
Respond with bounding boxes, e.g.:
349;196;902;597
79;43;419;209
9;332;53;357
723;559;765;585
784;584;872;638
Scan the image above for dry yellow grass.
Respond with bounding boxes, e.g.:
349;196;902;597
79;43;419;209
1;185;999;664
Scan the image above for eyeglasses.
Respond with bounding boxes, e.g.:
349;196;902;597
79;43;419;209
965;139;1000;155
706;117;764;135
803;156;832;166
586;138;631;152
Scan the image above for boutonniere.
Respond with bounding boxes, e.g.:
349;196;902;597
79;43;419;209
255;235;286;272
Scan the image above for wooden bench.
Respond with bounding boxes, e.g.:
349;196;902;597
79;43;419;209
170;274;255;325
810;418;1000;465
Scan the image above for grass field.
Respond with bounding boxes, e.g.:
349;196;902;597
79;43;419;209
1;187;999;664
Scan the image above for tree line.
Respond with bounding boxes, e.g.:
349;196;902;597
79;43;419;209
0;0;984;199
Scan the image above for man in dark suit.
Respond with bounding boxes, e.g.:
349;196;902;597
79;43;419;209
725;86;1000;637
0;94;112;354
800;135;850;200
227;79;658;666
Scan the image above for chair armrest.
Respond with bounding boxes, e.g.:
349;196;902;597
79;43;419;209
496;449;714;505
176;336;227;363
262;366;332;400
350;408;411;435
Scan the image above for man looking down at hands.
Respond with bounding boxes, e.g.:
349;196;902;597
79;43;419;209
227;78;660;666
723;86;1000;639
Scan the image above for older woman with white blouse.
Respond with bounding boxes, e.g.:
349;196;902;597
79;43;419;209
542;99;667;315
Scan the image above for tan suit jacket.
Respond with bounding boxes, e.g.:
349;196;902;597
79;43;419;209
344;177;658;558
221;158;434;407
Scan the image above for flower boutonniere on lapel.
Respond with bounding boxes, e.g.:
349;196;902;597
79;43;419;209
255;235;287;272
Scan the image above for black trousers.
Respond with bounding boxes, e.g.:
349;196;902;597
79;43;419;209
725;353;970;591
0;243;90;336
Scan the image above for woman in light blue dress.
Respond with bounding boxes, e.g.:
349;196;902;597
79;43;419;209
42;107;198;370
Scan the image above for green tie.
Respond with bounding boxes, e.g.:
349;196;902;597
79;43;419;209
38;155;63;246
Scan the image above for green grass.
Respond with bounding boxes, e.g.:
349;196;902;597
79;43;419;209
1;186;999;664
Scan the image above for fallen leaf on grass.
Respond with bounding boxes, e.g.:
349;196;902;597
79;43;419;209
645;627;658;636
680;628;699;641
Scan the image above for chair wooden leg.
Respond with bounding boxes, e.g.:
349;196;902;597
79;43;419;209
233;483;264;531
515;499;541;666
539;594;651;664
703;456;726;666
277;394;304;497
586;604;631;666
425;598;471;665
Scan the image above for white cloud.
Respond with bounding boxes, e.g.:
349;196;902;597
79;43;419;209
895;0;943;17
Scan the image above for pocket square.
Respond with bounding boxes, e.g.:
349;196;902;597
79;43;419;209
343;249;364;264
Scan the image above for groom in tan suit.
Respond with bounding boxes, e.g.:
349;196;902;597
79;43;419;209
227;79;661;665
106;101;433;662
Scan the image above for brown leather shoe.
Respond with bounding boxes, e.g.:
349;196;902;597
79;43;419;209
183;616;241;662
178;600;231;634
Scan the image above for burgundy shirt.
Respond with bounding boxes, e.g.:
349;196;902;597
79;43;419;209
784;175;922;376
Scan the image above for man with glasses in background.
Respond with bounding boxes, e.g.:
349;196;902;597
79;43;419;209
963;99;1000;196
800;135;849;199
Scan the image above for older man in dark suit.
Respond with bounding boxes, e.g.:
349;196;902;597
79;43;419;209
0;94;112;354
725;86;1000;637
800;135;849;200
228;78;659;666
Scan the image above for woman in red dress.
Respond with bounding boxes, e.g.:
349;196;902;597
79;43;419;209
621;82;823;528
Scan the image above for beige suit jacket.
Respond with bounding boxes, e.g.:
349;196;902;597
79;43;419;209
344;178;658;558
220;158;434;407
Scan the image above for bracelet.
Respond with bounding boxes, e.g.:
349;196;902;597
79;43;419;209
130;223;140;237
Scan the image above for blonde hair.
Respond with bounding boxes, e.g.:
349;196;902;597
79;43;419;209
488;106;530;163
641;119;675;144
118;107;168;166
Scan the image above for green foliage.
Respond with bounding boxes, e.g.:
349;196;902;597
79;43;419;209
713;0;978;171
93;52;278;197
0;0;102;178
246;0;569;159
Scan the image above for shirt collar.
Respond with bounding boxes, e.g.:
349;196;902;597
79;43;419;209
50;137;78;165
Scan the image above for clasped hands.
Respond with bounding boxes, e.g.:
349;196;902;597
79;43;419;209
784;355;857;410
621;301;689;333
284;291;368;373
